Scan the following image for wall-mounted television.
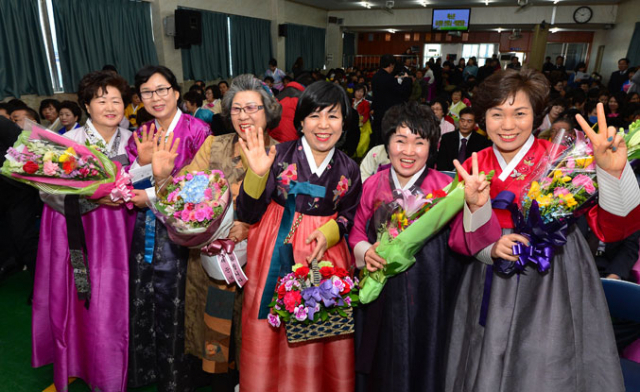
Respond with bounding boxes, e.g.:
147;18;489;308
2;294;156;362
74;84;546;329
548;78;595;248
432;9;470;31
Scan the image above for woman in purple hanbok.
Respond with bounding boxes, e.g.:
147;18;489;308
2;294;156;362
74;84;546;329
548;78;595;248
125;65;210;391
32;71;136;392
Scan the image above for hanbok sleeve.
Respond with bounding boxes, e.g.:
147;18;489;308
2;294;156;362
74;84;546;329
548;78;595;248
349;176;376;269
236;166;278;225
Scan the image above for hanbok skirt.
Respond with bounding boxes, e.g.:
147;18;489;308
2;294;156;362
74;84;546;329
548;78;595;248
355;228;466;392
240;201;355;392
445;226;625;392
32;204;136;392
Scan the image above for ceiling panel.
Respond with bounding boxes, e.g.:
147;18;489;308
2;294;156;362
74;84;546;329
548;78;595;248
291;0;622;11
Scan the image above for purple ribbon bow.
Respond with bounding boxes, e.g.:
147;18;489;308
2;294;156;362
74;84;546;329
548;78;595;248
201;238;235;256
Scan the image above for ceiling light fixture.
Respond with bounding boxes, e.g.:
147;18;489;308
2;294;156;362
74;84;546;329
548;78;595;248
388;29;397;33
362;2;372;8
419;1;428;6
550;27;559;33
497;27;503;33
553;0;559;4
485;0;490;5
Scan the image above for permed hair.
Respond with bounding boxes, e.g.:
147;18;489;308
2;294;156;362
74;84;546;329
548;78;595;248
77;70;128;117
472;68;549;131
221;74;282;130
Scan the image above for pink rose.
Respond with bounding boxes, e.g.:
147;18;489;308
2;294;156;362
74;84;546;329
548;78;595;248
181;208;191;222
43;161;59;176
572;174;596;194
562;157;575;175
389;227;399;238
204;187;213;200
553;187;570;197
195;209;208;222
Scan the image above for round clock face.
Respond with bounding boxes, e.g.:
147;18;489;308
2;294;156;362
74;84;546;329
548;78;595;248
573;6;593;24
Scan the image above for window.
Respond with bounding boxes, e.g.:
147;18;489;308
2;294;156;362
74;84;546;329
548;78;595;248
414;33;421;41
38;0;64;93
462;43;497;64
404;33;411;42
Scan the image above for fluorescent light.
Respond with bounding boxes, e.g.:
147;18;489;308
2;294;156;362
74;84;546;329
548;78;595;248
484;0;489;5
550;27;559;33
497;27;503;33
388;29;397;33
419;1;428;6
362;2;372;8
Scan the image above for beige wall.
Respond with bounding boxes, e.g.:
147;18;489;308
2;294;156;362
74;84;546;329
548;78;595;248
590;0;639;85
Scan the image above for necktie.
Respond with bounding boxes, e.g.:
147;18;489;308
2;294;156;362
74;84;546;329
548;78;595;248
457;138;468;163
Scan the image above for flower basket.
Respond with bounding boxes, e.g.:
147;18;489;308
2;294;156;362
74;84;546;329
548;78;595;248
268;259;358;344
285;307;354;344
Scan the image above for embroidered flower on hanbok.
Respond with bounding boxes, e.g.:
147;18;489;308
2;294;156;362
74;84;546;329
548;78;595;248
277;162;298;198
332;175;351;208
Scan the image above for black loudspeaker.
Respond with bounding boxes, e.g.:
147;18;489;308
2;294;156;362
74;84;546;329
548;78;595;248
278;24;288;37
175;9;202;49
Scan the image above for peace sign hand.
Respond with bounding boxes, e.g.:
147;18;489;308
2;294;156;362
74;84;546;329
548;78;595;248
453;152;490;213
237;126;276;177
151;130;181;182
134;123;157;166
576;102;627;178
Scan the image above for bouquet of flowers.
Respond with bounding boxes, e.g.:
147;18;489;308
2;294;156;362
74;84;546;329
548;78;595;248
1;121;133;204
499;130;598;274
151;170;247;286
359;174;480;304
267;260;359;343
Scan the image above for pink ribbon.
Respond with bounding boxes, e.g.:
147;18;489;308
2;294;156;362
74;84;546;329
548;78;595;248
201;239;248;287
109;167;134;209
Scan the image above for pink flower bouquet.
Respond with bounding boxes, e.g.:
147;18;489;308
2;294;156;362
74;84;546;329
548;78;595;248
1;121;132;204
151;170;231;248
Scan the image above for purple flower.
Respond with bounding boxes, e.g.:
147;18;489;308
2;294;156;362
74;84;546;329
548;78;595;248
307;303;321;321
319;279;341;307
267;313;281;328
302;286;322;308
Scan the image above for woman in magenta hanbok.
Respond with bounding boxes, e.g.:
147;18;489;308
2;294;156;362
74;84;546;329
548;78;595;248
32;71;136;392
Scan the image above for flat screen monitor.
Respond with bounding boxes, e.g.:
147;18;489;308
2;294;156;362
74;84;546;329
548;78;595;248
432;9;470;31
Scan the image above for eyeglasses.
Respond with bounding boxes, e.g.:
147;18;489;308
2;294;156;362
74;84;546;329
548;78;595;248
230;104;264;115
140;86;173;100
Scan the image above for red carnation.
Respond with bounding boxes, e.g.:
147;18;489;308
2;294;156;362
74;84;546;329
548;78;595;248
340;281;351;295
277;283;287;299
334;267;349;278
283;290;302;312
62;157;77;174
294;266;310;278
319;266;335;279
23;161;39;174
433;189;447;198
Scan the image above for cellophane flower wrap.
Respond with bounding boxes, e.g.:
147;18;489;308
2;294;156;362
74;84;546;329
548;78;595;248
503;129;598;274
620;119;640;160
150;170;231;248
267;261;359;328
359;175;470;304
1;121;133;203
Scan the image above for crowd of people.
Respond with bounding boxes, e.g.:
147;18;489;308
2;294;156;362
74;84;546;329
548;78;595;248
1;51;640;392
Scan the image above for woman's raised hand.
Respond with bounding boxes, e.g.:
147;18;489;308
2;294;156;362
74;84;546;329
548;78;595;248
237;127;276;177
453;152;490;213
151;130;180;181
576;102;627;178
134;123;157;166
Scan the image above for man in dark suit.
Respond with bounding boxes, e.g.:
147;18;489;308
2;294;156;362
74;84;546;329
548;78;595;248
0;116;41;288
371;54;412;146
436;107;492;171
608;58;631;93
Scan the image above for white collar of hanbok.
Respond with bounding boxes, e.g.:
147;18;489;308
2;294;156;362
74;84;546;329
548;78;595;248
155;108;182;136
494;134;535;182
391;165;426;191
301;136;335;177
84;118;120;151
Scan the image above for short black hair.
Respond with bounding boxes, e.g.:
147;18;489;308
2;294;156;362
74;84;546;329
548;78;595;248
294;81;350;135
218;80;229;88
380;54;395;69
459;106;475;119
59;100;82;120
269;58;277;67
0;102;9;113
354;83;367;94
78;70;129;116
102;64;118;73
382;101;439;167
619;58;630;65
205;85;222;99
39;99;61;118
135;65;181;100
264;76;275;83
430;97;449;113
183;91;204;108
